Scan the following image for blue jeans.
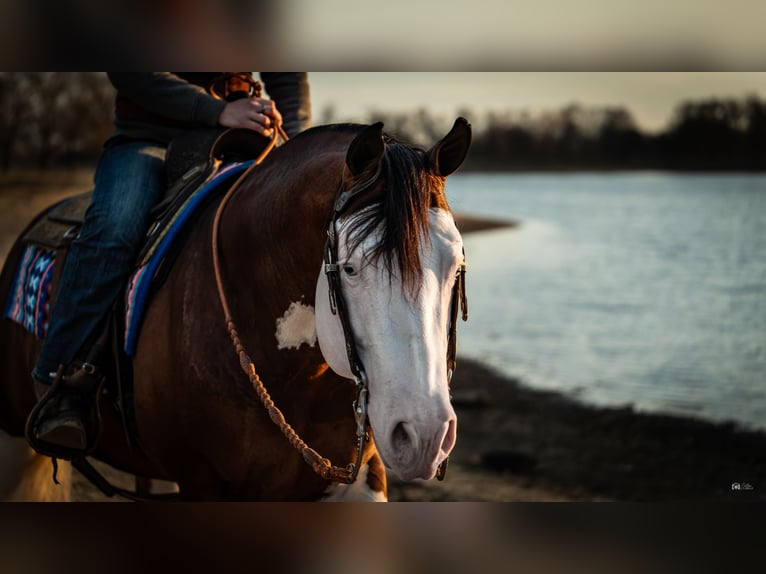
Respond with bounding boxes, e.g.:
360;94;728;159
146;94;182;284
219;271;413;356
32;139;166;383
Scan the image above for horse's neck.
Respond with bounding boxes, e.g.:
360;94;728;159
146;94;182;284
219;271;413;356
231;151;343;262
216;150;344;373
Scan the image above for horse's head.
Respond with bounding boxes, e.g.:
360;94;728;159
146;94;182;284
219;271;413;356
315;118;471;481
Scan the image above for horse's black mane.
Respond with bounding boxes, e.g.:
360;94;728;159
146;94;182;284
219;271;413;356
292;123;447;289
347;135;446;290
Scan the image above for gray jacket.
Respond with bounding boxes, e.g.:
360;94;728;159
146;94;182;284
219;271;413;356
107;72;311;144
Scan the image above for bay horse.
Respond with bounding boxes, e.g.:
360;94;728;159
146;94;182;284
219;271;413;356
0;118;471;501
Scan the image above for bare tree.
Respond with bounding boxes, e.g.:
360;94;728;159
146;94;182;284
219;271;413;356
0;73;38;170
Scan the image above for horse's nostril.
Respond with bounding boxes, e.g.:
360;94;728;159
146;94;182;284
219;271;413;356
392;422;412;450
441;418;457;455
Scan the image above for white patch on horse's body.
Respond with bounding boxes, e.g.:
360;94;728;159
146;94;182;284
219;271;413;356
275;301;317;350
320;463;387;502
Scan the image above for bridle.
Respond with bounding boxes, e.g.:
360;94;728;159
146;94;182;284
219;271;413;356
447;248;469;383
322;161;469;481
213;133;468;485
322;164;382;483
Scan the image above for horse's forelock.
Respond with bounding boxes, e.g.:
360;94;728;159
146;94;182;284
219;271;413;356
346;141;447;291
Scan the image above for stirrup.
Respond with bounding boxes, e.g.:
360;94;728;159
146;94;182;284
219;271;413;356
25;363;105;460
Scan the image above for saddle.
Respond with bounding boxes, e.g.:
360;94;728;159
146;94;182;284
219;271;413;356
13;128;268;462
23;128;268;252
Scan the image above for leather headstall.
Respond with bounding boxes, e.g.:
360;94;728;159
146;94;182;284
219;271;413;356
323;162;468;482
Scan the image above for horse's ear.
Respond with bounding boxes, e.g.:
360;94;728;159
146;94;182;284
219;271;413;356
346;122;385;175
429;117;472;177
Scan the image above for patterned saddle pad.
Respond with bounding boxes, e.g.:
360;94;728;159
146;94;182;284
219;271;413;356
4;245;56;339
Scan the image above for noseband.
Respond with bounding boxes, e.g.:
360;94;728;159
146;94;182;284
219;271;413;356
213;135;468;486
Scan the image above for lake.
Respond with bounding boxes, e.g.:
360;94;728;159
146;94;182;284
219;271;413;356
445;172;766;430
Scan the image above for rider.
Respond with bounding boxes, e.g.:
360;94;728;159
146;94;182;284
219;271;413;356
28;72;311;457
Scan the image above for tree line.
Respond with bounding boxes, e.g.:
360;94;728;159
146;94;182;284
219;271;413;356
2;72;765;171
360;98;766;171
0;72;114;170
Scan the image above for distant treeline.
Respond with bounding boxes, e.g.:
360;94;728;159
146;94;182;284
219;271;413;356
362;98;766;172
2;72;765;171
0;72;113;170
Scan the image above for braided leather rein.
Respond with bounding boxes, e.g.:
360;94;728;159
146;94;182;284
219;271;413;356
211;126;362;484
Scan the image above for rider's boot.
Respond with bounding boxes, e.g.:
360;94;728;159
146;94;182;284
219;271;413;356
25;363;105;459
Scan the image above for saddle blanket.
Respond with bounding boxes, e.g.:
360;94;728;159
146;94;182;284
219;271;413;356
4;160;254;356
4;245;56;339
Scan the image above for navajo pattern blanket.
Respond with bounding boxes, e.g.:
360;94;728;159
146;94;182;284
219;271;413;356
4;245;56;339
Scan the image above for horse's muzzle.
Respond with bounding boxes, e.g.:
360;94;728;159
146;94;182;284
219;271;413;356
385;417;457;481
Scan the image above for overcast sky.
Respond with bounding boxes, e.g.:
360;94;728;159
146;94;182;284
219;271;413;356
306;73;766;132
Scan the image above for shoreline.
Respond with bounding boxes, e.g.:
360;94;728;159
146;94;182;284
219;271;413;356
387;357;766;501
452;213;518;234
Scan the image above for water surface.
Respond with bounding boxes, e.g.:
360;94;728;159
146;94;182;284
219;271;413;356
445;172;766;430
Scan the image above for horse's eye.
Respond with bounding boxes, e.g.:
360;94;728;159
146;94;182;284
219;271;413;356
343;264;357;276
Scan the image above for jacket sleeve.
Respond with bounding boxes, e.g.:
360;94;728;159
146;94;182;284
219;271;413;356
107;72;226;127
259;72;312;137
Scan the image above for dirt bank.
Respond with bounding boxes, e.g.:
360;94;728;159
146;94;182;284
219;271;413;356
388;358;766;501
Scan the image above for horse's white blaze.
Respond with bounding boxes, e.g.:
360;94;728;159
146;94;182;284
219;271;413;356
315;208;462;481
320;463;387;502
275;301;317;350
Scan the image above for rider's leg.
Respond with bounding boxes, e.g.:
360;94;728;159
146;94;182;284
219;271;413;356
29;139;166;452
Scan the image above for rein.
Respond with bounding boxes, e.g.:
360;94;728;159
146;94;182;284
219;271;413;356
212;125;361;484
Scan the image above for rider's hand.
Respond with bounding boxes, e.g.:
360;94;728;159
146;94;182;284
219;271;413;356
218;97;283;137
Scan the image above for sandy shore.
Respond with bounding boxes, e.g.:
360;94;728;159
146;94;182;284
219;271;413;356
3;170;764;502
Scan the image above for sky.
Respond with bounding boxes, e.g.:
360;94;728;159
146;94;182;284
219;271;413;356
286;1;765;71
306;73;766;133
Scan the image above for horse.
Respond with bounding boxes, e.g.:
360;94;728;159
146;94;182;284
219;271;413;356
0;118;472;501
